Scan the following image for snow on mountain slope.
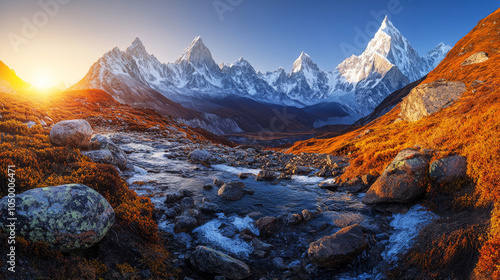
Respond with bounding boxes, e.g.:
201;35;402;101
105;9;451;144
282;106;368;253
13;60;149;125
72;16;450;131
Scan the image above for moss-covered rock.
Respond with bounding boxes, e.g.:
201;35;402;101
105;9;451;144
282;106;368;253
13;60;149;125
0;184;114;252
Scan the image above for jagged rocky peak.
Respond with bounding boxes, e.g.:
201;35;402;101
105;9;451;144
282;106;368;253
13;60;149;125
425;42;452;69
292;52;319;73
175;36;216;66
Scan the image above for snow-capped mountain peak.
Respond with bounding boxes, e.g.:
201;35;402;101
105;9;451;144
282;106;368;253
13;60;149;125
175;36;216;67
424;42;452;69
292;52;319;73
378;16;398;36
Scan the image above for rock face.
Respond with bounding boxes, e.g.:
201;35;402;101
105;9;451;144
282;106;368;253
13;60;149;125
400;80;466;122
84;135;128;170
189;246;251;280
307;224;367;267
0;184;114;252
218;182;246;201
461;51;489;65
363;149;431;204
430;155;468;183
50;119;93;148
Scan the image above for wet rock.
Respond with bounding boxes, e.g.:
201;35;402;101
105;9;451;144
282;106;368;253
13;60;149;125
461;51;489;65
203;184;213;190
219;223;238;238
256;170;277;181
302;209;313;221
190;246;251;280
218;182;246;201
200;202;221;214
339;176;367;193
278;173;292;180
164;208;177;219
50;119;93;148
252;238;273;251
272;257;286;269
363;149;431;204
174;215;197;233
286;213;304;225
289;165;311;175
429;155;467;183
318;181;338;191
238;173;253;179
164;192;183;204
307;224;367;267
179;189;192;197
400;80;467;122
213;178;225;187
180;197;195;209
255;216;279;237
253;250;267;258
0;184;114;252
188;149;218;164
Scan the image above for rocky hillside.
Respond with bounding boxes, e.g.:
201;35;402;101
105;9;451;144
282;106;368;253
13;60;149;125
288;7;500;279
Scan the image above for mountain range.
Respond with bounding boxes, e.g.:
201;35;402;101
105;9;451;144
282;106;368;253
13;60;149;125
71;16;450;135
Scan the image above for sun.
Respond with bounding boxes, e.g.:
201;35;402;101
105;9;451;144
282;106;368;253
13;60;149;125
31;70;55;89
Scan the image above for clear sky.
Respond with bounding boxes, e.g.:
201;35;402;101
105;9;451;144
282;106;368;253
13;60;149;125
0;0;498;88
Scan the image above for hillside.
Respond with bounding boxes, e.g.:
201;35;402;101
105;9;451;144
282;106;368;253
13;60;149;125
288;7;500;279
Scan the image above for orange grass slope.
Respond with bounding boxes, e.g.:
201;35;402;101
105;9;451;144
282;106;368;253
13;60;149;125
288;7;500;278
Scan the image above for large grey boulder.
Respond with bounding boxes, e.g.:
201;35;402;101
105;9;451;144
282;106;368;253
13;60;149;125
0;184;114;252
308;224;367;267
363;149;431;204
85;135;128;170
400;80;466;122
188;149;221;164
50;119;93;148
218;182;246;201
430;155;467;183
461;51;489;65
190;246;251;280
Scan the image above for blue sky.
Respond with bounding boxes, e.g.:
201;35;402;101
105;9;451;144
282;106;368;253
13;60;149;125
0;0;498;86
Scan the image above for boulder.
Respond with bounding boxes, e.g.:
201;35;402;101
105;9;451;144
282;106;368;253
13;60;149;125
302;209;313;221
0;184;114;252
400;80;466;122
255;216;279;237
429;155;467;183
251;238;273;251
188;149;219;164
50;119;93;148
307;224;367;267
87;135;128;170
174;215;197;233
190;246;251;280
218;182;246;201
286;213;304;225
461;51;489;65
256;170;277;181
363;149;431;204
213;178;225;187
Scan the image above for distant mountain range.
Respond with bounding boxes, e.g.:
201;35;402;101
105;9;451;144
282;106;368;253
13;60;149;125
70;16;450;135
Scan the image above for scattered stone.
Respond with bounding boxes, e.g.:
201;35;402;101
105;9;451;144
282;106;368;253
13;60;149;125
429;155;468;183
200;202;221;214
400;80;467;122
272;257;286;269
174;215;197;233
164;192;183;204
180;197;195;209
278;173;292;180
302;209;313;221
255;216;279;237
252;238;273;251
363;149;431;204
50;119;93;148
218;182;246;201
238;173;252;179
214;276;227;280
307;224;367;267
461;51;489;65
256;170;277;181
213;178;225;187
164;208;177;219
25;120;37;128
203;184;213;190
0;184;114;252
219;223;238;238
190;246;251;280
286;213;304;225
89;135;128;170
319;181;338;191
188;149;217;164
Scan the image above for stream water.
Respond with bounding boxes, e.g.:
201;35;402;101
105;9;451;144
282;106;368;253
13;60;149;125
111;132;436;279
